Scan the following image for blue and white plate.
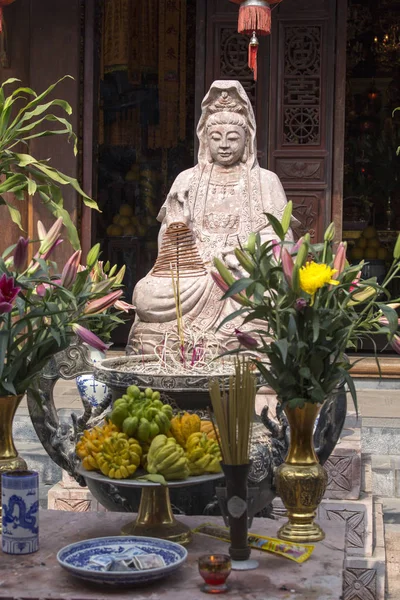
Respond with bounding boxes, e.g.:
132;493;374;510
57;536;187;586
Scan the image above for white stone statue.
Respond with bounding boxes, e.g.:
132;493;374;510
127;80;293;354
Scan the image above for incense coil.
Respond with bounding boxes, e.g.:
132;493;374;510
152;222;207;278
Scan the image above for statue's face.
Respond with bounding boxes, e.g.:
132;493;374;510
207;124;246;167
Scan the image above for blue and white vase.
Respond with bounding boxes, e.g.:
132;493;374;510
76;345;109;407
1;470;39;554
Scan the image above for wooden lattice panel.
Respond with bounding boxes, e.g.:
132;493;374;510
151;222;207;278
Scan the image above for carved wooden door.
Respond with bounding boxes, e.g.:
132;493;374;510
201;0;347;241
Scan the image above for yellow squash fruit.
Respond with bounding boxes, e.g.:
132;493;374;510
119;203;134;217
169;412;201;448
96;432;142;479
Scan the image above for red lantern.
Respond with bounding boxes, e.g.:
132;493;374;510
0;0;16;33
230;0;282;80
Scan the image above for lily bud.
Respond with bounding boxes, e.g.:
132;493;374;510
84;289;123;314
213;257;236;286
292;237;304;254
211;271;251;306
71;323;110;352
324;222;335;242
282;248;294;285
332;242;347;279
235;328;259;350
114;265;126;285
394;233;400;259
246;232;256;255
86;243;101;268
60;250;82;289
348;285;376;304
37;221;47;241
13;237;29;272
38;217;64;255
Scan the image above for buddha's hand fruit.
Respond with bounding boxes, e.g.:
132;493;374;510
200;420;219;441
146;435;190;480
108;386;173;441
76;421;118;470
169;412;201;448
186;432;222;476
96;432;142;479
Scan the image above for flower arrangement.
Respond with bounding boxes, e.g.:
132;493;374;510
213;201;400;411
0;217;133;397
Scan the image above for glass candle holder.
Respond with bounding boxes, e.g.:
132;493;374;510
198;554;232;594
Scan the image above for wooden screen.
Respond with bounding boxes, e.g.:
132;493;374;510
201;0;347;242
268;0;340;241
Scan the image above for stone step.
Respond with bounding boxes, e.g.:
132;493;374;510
362;419;400;456
375;497;400;524
370;456;400;498
385;523;400;599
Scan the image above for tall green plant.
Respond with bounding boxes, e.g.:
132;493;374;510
0;76;98;249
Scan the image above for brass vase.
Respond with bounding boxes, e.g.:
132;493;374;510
0;395;28;533
275;402;327;543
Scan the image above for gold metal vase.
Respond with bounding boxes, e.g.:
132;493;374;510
275;402;327;543
0;394;28;533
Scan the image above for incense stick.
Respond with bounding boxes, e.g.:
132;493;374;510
209;357;256;465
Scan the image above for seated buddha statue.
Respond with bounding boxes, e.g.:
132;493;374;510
127;80;293;355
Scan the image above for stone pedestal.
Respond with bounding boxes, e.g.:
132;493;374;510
47;471;105;513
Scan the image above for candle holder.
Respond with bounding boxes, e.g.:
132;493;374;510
198;554;231;594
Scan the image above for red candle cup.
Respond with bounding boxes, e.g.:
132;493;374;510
198;554;232;594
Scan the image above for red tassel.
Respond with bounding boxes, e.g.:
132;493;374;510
248;35;259;81
238;2;271;35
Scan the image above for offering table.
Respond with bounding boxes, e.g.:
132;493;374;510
0;510;345;600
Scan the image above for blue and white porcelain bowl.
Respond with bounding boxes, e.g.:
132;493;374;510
57;536;188;586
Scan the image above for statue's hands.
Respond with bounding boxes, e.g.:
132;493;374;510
222;250;245;277
165;190;191;228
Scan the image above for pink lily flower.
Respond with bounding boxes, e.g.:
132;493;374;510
332;242;347;279
71;324;110;352
349;271;362;293
282;248;294;285
271;240;281;262
292;237;304;254
391;334;400;354
378;316;400;326
235;328;259;349
114;299;135;313
60;250;82;289
0;274;20;314
84;289;123;315
37;217;64;255
13;237;29;272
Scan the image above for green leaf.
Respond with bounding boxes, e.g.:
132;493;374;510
5;201;23;229
265;212;285;241
312;312;320;342
340;367;358;417
281;200;293;235
222;278;253;299
274;339;289;363
0;330;8;379
27;178;37;196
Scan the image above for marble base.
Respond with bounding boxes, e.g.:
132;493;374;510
0;511;346;600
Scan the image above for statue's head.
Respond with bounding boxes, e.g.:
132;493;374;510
197;81;257;169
